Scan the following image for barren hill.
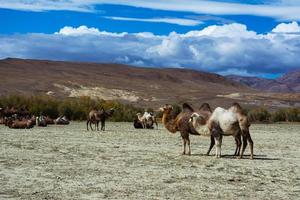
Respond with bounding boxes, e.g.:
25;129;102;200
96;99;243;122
0;58;299;108
227;70;300;93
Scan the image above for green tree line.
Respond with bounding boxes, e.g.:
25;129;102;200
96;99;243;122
0;95;299;122
0;95;145;122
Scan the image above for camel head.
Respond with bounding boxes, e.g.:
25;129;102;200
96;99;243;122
136;112;142;118
229;102;243;114
189;112;210;136
159;104;173;114
189;113;207;126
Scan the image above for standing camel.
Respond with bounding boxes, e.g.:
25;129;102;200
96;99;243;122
87;109;100;131
87;108;114;131
190;102;253;159
160;103;201;155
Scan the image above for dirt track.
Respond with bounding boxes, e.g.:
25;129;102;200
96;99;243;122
0;122;299;199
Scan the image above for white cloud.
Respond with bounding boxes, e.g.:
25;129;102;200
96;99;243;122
104;16;203;26
1;0;300;20
182;23;258;38
1;23;300;77
55;25;128;37
272;21;300;33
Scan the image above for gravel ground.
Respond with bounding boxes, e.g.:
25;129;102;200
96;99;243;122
0;122;299;199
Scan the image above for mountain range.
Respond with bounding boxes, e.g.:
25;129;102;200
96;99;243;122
0;58;299;108
226;71;300;93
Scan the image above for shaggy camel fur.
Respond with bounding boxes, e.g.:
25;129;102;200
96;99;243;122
160;103;200;155
195;103;242;157
190;102;252;159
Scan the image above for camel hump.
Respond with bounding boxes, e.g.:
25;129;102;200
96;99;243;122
229;102;243;113
199;103;212;112
182;103;194;112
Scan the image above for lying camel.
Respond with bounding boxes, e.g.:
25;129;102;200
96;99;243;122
136;111;158;129
36;116;47;127
190;102;253;159
7;118;35;129
160;103;202;155
54;116;70;125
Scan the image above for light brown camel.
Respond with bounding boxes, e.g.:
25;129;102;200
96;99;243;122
160;103;201;155
87;109;100;131
87;108;114;131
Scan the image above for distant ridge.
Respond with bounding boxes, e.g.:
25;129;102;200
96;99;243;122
0;58;299;108
226;70;300;93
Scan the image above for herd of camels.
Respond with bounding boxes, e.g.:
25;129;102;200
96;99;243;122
160;102;253;159
87;102;253;159
1;102;253;159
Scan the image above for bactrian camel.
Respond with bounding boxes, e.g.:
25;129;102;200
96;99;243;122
190;102;253;159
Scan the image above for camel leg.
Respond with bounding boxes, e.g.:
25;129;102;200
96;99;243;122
234;134;242;156
101;120;105;131
187;137;191;155
214;135;222;158
96;121;99;131
206;135;215;155
239;135;248;159
247;133;254;159
89;121;94;131
155;121;158;129
182;138;186;155
86;120;89;131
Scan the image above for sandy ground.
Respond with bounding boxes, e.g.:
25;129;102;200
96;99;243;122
0;122;299;199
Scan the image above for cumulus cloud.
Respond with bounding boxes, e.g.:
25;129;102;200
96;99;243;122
1;22;300;77
272;21;300;33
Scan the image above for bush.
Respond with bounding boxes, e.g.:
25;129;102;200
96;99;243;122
0;95;146;122
248;107;271;122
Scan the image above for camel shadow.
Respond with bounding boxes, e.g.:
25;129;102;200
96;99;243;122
190;153;280;160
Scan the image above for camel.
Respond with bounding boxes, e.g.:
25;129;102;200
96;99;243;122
229;103;253;159
87;109;101;131
36;116;47;127
160;103;201;155
136;111;158;129
87;108;114;131
190;102;253;159
7;118;35;129
191;103;242;157
136;112;146;128
54;116;70;125
133;119;144;129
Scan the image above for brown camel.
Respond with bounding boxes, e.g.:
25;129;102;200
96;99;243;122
87;109;100;131
7;118;35;129
160;103;200;155
87;108;114;131
229;103;253;159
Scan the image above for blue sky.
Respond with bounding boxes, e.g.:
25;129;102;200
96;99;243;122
0;0;300;78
